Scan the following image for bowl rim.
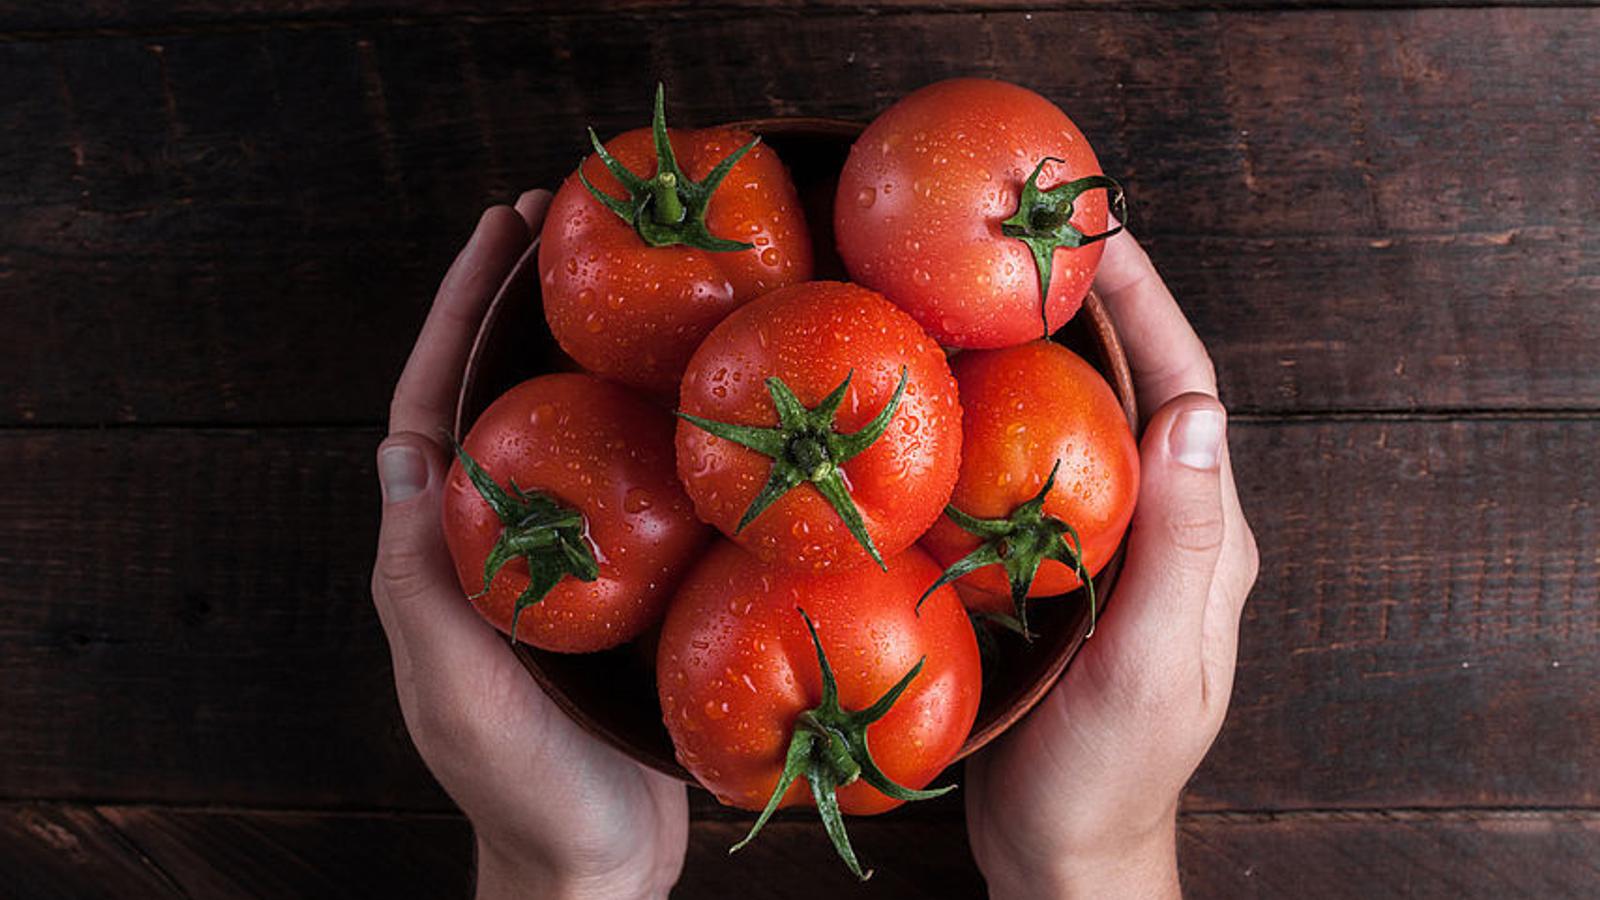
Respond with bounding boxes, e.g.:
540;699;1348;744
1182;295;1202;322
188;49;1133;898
454;115;1139;782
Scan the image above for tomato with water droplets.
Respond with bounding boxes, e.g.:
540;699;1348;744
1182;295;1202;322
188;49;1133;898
835;79;1125;349
444;374;711;652
539;88;813;394
675;281;961;573
657;540;981;877
919;341;1138;630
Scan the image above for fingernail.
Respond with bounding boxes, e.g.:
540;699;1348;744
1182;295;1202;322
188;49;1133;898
379;444;429;502
1168;406;1224;471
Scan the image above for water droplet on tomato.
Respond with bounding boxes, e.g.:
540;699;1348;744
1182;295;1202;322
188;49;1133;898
529;403;555;426
565;257;579;275
577;288;596;306
913;269;932;286
623;488;653;514
584;312;604;333
760;247;781;267
605;293;625;310
703;699;729;720
855;187;876;208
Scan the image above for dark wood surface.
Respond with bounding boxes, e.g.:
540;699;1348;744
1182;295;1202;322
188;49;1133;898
2;1;1595;897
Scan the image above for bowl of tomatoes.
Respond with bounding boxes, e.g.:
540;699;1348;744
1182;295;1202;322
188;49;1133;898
448;80;1137;879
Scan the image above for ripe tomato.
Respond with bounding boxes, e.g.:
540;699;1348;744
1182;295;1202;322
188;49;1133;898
539;87;813;394
657;540;981;878
919;340;1138;631
675;280;961;573
835;78;1124;349
443;374;710;653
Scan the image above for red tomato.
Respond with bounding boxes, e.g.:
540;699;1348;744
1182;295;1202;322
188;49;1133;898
539;88;813;394
835;78;1124;349
657;540;981;877
920;341;1138;626
443;374;710;653
675;281;961;573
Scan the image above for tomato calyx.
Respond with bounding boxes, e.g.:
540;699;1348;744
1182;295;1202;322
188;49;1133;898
1000;159;1128;338
579;84;760;253
917;460;1098;639
678;367;909;571
452;440;600;642
730;609;953;881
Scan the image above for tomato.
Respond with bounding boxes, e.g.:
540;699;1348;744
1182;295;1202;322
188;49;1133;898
443;373;710;653
675;280;961;573
657;540;981;878
834;78;1125;349
919;340;1138;631
539;87;813;394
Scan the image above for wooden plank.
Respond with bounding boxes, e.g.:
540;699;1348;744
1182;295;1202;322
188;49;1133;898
97;806;473;899
0;428;449;810
0;420;1595;812
0;805;184;900
1194;416;1600;811
4;806;1596;899
2;9;1597;424
1178;811;1600;899
0;1;1590;34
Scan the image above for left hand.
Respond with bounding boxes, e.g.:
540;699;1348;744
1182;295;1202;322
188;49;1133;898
370;191;687;900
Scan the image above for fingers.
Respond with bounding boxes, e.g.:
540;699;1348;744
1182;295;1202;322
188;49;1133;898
389;205;532;437
372;431;505;669
1102;393;1228;666
1093;230;1217;415
515;188;553;233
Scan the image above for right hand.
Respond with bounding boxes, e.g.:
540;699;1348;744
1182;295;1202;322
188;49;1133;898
965;229;1260;898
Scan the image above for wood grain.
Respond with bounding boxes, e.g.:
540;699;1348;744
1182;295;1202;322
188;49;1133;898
0;806;185;900
1176;810;1600;899
1;420;1594;812
4;805;1598;899
2;9;1596;424
97;806;474;899
0;1;1591;34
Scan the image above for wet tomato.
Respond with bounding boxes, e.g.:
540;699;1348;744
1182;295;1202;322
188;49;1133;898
539;87;813;394
444;373;710;652
919;340;1138;631
835;78;1124;349
657;540;981;878
675;280;962;573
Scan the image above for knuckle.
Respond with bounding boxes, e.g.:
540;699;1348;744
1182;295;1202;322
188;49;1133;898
406;703;468;766
1118;656;1192;719
1240;526;1262;585
1193;354;1218;391
1166;503;1226;554
375;543;435;601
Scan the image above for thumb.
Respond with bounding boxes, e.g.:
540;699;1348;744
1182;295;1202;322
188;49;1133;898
372;432;498;650
1103;393;1228;650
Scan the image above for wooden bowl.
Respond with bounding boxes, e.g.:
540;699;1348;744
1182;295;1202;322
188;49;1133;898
454;118;1138;781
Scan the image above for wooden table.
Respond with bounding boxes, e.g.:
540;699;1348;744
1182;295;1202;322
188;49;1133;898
3;2;1596;897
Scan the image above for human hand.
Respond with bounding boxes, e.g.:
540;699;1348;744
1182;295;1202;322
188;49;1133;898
370;192;687;900
965;231;1260;899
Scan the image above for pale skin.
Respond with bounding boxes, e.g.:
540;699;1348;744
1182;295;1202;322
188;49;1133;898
372;192;1257;899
